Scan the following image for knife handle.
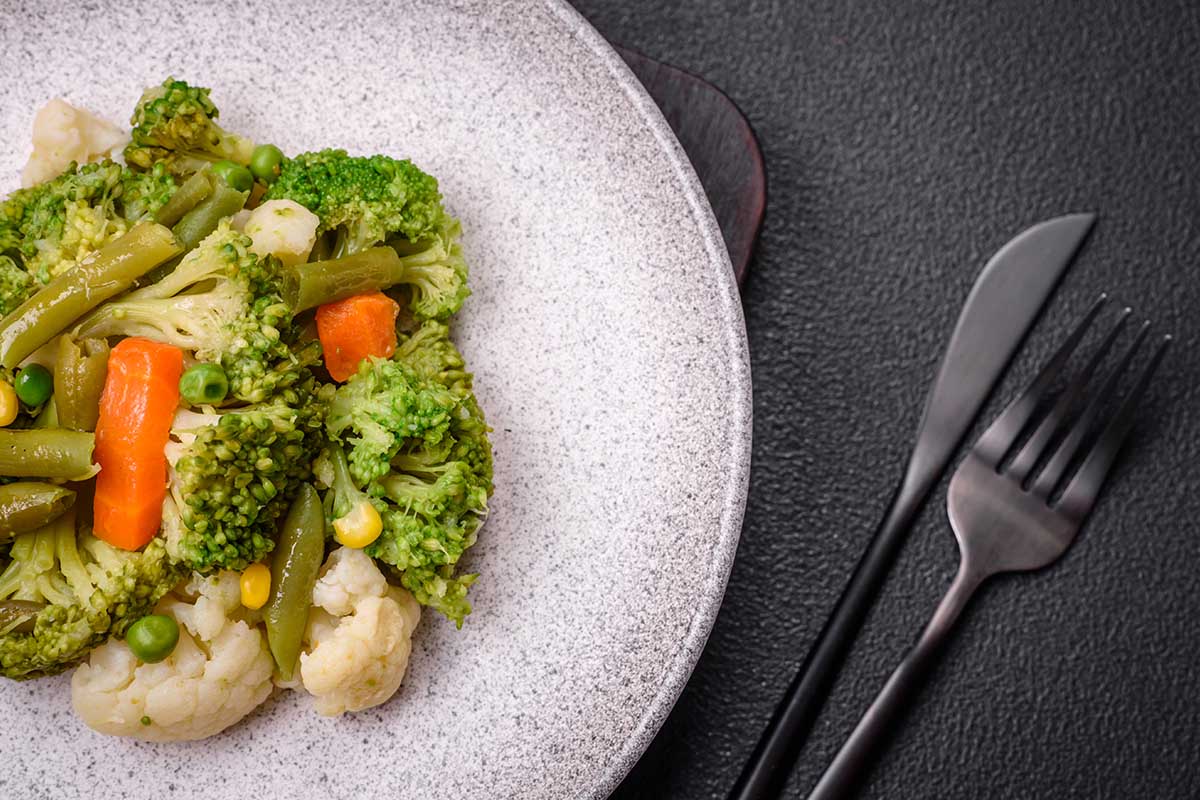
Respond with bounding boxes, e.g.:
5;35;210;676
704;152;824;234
728;477;929;800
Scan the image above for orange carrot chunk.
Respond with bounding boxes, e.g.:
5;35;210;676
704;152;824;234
316;291;400;382
93;337;184;551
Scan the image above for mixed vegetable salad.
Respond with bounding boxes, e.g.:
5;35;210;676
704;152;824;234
0;79;493;740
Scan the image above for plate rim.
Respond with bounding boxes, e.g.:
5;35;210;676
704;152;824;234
540;2;754;794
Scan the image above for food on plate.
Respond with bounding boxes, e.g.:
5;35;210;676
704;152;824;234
71;571;274;741
0;78;493;740
263;483;325;678
21;99;126;188
296;546;421;716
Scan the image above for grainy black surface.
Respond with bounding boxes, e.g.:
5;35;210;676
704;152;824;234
571;2;1200;798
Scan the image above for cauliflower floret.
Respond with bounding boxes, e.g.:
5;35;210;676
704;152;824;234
70;570;274;742
21;99;127;187
172;571;242;641
311;545;388;615
243;199;320;267
298;547;421;716
229;208;253;232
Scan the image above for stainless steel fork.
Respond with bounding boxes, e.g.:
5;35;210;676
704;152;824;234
807;296;1171;800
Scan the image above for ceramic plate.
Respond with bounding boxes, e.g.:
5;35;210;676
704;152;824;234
0;1;751;797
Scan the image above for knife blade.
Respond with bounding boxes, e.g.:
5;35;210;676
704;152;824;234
729;213;1097;800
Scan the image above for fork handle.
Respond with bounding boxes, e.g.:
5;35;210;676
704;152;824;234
806;565;985;800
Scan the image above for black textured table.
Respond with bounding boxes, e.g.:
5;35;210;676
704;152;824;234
573;2;1200;798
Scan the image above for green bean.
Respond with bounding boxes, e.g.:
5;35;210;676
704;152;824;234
0;222;181;370
68;477;95;530
0;600;43;634
153;169;213;227
31;397;57;429
264;483;325;679
133;255;182;291
0;482;75;540
172;178;249;251
283;247;408;312
308;231;334;263
140;173;241;288
0;429;95;480
54;335;109;431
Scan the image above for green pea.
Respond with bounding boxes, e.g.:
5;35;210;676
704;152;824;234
14;364;52;407
210;160;254;192
249;144;284;184
179;363;229;406
125;614;179;663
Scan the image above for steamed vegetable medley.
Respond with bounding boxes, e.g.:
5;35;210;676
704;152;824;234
0;79;493;740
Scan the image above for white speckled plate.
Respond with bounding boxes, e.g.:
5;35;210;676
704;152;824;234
0;1;750;797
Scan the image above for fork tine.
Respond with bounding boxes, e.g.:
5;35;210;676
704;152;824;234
974;295;1107;466
1006;308;1131;482
1031;321;1151;497
1052;335;1170;519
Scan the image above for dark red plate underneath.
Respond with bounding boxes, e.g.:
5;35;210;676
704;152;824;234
617;46;766;288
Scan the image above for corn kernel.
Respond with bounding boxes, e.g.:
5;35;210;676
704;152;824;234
0;382;18;427
240;562;271;610
333;501;383;549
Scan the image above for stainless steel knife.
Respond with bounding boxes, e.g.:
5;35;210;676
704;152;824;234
728;213;1098;800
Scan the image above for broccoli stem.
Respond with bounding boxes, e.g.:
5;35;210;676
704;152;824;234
0;429;95;480
171;177;248;251
153;169;213;227
0;222;181;369
283;247;407;312
326;442;373;520
53;507;93;601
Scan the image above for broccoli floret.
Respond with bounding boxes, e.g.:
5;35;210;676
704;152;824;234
0;256;34;317
162;380;330;573
325;356;457;486
0;159;176;284
393;322;493;479
1;161;129;283
0;514;184;679
373;460;487;621
0;209;33;316
393;319;474;395
119;162;178;221
266;149;471;320
75;222;312;403
388;217;470;320
396;564;477;624
283;219;470;321
327;322;492;625
124;78;255;178
0;205;22;260
264;149;446;258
